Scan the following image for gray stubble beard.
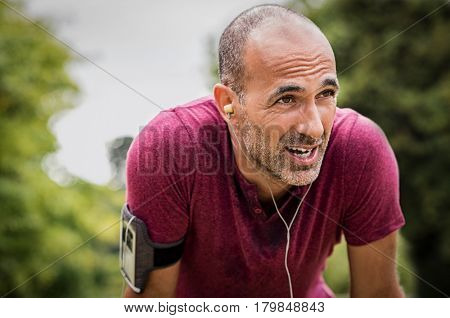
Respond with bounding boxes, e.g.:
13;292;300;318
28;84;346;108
234;108;330;186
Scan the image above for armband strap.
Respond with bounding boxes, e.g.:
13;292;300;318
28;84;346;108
119;204;184;293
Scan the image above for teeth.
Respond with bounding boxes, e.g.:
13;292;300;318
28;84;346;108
288;146;312;152
294;151;311;158
289;147;308;152
287;146;314;158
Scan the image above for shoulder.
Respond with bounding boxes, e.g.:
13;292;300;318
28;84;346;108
137;96;224;146
332;107;386;146
348;110;389;151
337;109;405;245
127;96;225;176
132;95;221;148
337;108;399;192
331;107;393;161
344;109;395;170
168;96;223;127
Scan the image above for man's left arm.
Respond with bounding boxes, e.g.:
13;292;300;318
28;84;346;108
347;230;404;297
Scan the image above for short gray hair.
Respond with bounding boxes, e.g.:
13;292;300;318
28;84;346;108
218;4;312;100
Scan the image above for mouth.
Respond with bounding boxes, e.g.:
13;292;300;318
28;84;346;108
284;144;320;165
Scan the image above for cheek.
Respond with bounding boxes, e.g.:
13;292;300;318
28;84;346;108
319;104;336;133
262;118;291;147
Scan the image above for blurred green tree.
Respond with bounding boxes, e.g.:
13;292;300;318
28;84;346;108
0;1;123;297
288;0;449;297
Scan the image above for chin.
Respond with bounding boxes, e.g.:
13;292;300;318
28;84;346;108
280;141;328;186
279;161;322;186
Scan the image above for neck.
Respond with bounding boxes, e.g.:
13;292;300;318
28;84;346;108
233;141;290;203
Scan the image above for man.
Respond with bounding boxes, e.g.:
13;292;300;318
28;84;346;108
124;5;405;297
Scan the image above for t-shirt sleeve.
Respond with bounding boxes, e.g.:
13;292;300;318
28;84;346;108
342;114;406;246
125;110;194;244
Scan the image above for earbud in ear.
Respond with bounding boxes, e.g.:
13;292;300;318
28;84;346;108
224;104;234;119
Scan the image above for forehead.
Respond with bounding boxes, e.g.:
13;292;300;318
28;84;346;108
243;19;336;89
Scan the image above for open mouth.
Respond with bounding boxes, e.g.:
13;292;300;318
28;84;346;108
285;146;317;158
284;144;320;166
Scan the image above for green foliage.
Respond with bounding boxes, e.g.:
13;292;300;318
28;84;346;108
0;1;123;297
293;0;450;297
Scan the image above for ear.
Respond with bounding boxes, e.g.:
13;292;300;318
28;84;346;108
213;83;237;122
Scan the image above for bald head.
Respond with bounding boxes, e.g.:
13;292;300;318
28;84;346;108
218;4;329;99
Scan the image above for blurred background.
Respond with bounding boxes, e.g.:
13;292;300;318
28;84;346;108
0;0;448;297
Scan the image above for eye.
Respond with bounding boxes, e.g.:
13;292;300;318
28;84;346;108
276;95;296;105
317;89;336;99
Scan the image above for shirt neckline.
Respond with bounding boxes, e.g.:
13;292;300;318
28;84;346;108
227;126;307;222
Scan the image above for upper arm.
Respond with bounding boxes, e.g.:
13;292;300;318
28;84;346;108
124;260;181;298
347;230;404;297
341;116;406;297
342;115;405;246
126;111;193;244
124;112;193;297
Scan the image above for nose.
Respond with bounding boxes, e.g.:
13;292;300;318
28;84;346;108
293;100;324;141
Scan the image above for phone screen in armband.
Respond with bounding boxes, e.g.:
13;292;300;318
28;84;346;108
119;204;185;293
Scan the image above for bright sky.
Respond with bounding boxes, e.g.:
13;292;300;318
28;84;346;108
25;0;283;185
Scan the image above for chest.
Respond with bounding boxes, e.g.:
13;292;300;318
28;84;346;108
190;175;342;266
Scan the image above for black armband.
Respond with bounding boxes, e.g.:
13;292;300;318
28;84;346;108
119;204;184;293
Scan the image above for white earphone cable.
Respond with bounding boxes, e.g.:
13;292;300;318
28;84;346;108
268;182;312;298
226;107;313;298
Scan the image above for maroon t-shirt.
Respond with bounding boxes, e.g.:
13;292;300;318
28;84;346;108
126;96;406;297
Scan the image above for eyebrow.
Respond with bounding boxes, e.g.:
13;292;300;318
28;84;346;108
321;78;339;89
267;78;340;104
267;84;305;103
